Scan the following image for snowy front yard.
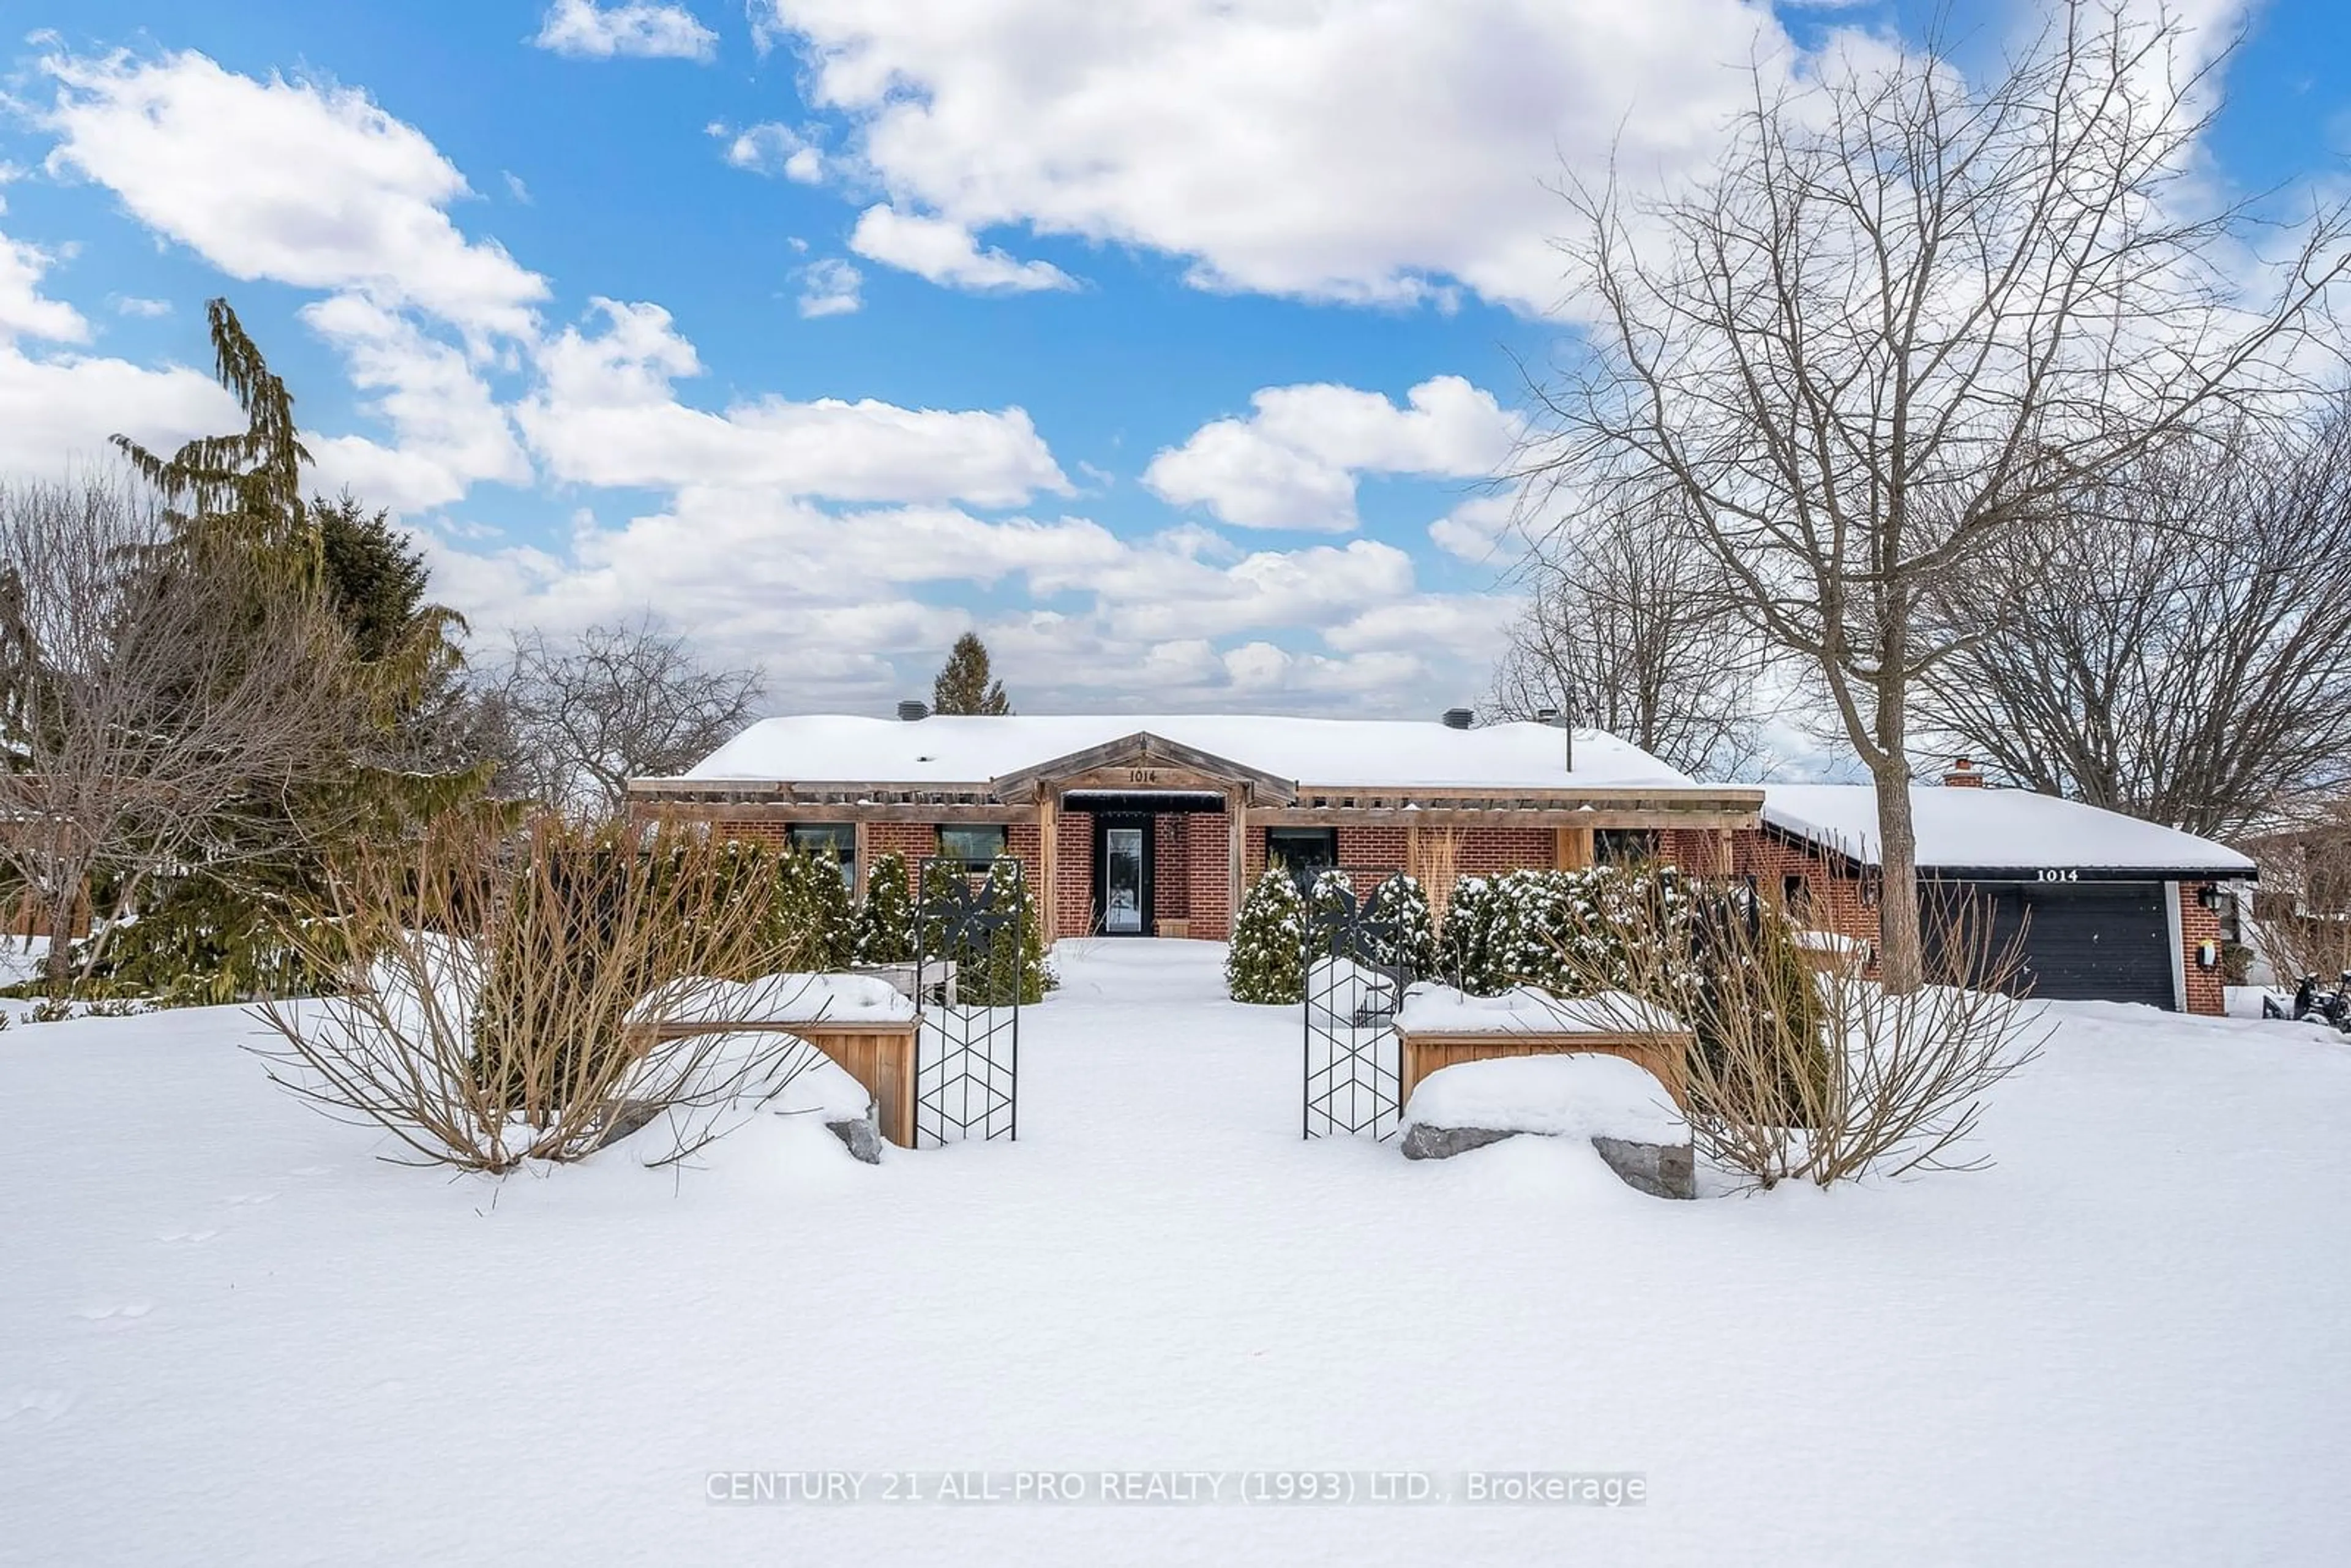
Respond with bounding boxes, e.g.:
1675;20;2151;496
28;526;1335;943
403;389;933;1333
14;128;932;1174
4;940;2348;1563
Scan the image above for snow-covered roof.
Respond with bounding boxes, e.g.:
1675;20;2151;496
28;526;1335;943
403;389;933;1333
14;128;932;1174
659;715;1703;792
1763;784;2255;877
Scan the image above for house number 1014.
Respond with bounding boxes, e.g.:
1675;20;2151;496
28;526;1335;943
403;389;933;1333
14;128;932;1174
2036;869;2079;882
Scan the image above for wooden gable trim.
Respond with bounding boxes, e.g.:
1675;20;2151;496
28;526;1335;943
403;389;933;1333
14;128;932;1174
989;731;1299;806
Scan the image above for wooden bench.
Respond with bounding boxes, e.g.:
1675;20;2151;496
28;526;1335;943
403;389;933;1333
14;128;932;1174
1393;1025;1695;1110
627;1017;920;1149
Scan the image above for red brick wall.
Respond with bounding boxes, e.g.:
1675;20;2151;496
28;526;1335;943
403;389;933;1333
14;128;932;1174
1187;812;1232;940
1055;810;1093;940
1454;826;1557;876
1154;814;1188;923
2180;882;2223;1017
865;822;938;868
1732;828;1883;950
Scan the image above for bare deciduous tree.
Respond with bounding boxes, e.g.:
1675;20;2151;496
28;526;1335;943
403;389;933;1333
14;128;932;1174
487;618;766;818
0;472;355;996
1489;495;1768;779
1918;404;2351;838
1526;4;2350;988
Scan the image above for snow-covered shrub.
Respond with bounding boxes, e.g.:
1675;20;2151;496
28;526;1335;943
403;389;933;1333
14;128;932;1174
1227;866;1307;1003
251;814;825;1172
1438;874;1497;991
772;847;856;971
853;850;915;964
1360;872;1439;979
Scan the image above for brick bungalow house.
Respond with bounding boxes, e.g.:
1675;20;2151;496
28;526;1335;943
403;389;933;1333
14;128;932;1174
628;711;2249;1016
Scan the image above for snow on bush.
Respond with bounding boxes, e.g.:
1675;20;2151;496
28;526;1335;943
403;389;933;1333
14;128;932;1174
1403;1054;1689;1145
1227;866;1307;1003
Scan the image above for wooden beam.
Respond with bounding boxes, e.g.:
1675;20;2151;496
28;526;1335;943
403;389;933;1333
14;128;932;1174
1037;792;1059;941
1556;826;1593;869
1253;807;1758;830
637;801;1033;825
1228;785;1247;928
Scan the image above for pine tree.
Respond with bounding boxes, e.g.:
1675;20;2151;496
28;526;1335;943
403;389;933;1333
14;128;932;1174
931;632;1011;715
853;850;915;964
1363;872;1438;979
79;299;500;1004
1438;874;1496;992
770;847;856;971
1226;866;1307;1004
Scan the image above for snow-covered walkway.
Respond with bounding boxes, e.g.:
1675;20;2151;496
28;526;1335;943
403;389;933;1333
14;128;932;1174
5;940;2350;1564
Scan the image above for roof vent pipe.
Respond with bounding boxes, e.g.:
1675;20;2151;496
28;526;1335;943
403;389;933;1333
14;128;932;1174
897;700;929;722
1441;707;1474;730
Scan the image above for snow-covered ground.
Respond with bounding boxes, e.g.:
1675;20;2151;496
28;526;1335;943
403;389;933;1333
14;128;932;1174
4;940;2349;1564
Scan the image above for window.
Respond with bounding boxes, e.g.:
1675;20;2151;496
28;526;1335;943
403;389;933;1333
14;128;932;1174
789;823;856;888
1594;828;1659;866
1782;874;1813;918
939;825;1008;865
1267;828;1339;890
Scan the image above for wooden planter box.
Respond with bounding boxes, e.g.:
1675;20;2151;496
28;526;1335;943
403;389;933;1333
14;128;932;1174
628;1017;920;1149
1393;1025;1695;1110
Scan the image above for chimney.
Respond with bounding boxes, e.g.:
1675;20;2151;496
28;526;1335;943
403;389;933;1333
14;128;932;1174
1943;756;1984;788
897;699;929;722
1441;707;1474;730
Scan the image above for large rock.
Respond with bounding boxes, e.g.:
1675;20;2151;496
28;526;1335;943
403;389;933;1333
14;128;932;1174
825;1114;883;1165
1401;1121;1695;1200
1590;1135;1695;1201
1400;1122;1517;1160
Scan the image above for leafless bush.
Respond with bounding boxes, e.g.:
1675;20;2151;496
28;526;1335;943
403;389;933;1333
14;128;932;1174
251;814;824;1172
0;470;358;996
1546;888;2046;1188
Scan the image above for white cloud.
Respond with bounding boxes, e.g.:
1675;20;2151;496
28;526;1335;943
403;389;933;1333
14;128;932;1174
797;258;862;317
111;294;172;318
847;206;1075;293
748;0;1794;311
299;293;533;511
710;121;823;182
1145;375;1521;531
516;298;1069;505
1427;493;1521;561
0;343;236;476
0;230;88;344
531;1;718;62
42;50;547;337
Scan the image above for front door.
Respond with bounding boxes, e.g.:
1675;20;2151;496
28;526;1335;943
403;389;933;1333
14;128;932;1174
1104;827;1146;933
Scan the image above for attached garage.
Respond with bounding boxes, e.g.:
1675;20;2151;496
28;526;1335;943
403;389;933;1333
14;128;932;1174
1755;780;2257;1015
1923;877;2178;1010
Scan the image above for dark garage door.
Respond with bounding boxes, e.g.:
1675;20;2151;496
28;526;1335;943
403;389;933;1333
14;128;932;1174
1924;880;2176;1010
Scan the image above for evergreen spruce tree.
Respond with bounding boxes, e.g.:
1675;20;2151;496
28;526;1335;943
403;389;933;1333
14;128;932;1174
931;632;1011;715
1438;874;1497;992
1226;866;1307;1003
796;848;857;970
854;850;915;964
80;300;497;1004
1363;872;1439;979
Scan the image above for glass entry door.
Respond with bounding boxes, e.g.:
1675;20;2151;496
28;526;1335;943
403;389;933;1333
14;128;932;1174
1103;827;1145;933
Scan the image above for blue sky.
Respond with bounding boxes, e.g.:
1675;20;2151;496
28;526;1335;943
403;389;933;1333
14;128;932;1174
0;0;2344;730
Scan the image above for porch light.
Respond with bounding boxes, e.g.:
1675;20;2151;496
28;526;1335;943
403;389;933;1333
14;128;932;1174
2195;885;2223;912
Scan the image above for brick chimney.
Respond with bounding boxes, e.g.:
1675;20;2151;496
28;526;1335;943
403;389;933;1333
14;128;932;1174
1942;757;1984;789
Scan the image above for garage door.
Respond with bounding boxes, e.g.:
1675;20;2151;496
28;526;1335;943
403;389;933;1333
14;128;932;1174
1924;880;2176;1010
